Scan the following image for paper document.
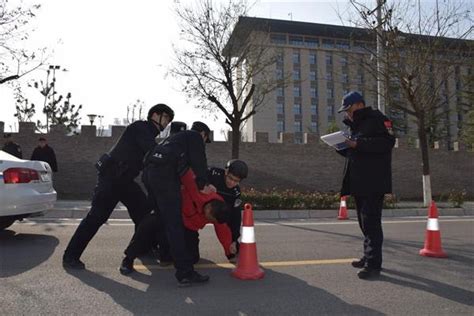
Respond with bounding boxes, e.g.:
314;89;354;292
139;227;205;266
320;131;349;150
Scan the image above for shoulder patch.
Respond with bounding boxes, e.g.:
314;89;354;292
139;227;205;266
234;199;242;208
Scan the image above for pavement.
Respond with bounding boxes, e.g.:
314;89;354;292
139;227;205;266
42;200;474;220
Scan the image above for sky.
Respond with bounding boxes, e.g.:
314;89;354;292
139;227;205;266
0;0;359;138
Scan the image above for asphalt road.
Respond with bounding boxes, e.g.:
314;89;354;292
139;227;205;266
1;216;473;315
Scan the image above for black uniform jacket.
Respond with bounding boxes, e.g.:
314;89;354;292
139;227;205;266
108;120;159;178
147;130;209;190
339;107;395;196
2;141;22;159
208;167;242;242
31;145;58;172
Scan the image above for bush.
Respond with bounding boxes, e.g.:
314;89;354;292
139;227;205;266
448;189;466;207
241;188;397;210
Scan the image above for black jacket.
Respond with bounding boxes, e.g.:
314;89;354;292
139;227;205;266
339;107;395;196
31;145;58;172
108;120;160;178
147;130;209;190
208;167;242;242
2;141;22;159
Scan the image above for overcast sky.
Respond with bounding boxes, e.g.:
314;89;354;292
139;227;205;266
0;0;359;138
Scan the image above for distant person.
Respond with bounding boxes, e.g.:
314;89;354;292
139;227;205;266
31;137;58;172
62;103;175;270
335;91;395;279
2;133;22;159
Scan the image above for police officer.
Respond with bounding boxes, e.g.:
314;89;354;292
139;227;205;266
128;121;215;287
208;159;248;262
2;134;22;159
63;103;174;269
336;91;395;279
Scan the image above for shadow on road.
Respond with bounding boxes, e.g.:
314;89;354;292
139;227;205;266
0;230;59;278
380;269;473;306
66;264;383;315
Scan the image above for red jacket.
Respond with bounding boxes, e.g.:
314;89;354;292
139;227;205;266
180;169;232;256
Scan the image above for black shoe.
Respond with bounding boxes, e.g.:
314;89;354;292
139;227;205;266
63;256;85;270
351;258;366;269
357;267;381;279
177;271;210;288
119;257;135;275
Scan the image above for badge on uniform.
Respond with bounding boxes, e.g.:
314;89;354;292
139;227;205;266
384;120;394;136
234;199;242;207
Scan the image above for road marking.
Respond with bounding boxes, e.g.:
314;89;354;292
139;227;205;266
17;217;474;227
133;258;358;271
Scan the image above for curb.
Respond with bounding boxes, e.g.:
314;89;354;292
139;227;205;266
42;206;473;220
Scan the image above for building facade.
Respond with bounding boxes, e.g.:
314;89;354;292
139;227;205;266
231;17;472;144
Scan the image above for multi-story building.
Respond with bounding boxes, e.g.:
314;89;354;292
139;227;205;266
229;17;472;144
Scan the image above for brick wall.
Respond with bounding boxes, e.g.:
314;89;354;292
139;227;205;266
2;122;473;199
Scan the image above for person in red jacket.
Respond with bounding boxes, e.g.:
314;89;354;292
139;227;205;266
120;168;235;278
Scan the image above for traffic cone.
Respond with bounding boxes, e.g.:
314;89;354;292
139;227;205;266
337;196;349;220
231;203;265;280
419;201;447;258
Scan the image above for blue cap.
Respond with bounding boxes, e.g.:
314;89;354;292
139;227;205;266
338;91;365;113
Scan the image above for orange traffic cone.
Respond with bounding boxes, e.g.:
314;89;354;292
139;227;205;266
338;196;349;220
420;201;447;258
231;203;265;280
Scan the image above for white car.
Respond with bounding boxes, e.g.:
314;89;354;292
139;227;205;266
0;150;57;230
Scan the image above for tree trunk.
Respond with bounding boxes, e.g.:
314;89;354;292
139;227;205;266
231;125;240;159
418;119;432;206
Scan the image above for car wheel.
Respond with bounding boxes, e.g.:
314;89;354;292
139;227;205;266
0;217;16;230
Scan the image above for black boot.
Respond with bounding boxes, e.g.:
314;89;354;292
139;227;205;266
357;267;381;279
63;255;85;270
119;257;135;275
351;258;366;269
177;271;210;288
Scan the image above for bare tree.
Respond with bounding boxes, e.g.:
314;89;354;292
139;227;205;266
13;83;35;122
347;0;473;205
170;0;287;158
0;0;47;85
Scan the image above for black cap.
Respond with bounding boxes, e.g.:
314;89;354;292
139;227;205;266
338;91;365;113
226;159;248;179
191;121;211;143
147;103;175;121
170;121;187;135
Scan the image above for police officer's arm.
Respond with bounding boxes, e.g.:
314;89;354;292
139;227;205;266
229;192;242;242
30;148;39;161
133;121;158;154
353;120;395;153
50;147;58;172
187;132;209;190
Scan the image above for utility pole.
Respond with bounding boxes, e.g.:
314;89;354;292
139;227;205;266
376;0;385;114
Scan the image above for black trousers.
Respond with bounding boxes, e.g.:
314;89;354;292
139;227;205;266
133;166;194;281
354;194;384;269
64;173;149;260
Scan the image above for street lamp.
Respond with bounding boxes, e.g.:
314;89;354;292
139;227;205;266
87;114;97;126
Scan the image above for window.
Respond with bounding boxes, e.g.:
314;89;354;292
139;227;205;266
277;120;285;132
310;71;317;81
309;53;317;65
276;69;283;80
311;121;318;132
276;102;284;114
294;121;302;132
270;34;286;45
310;87;318;98
293;86;301;97
327;88;334;99
276;52;284;66
326;54;332;66
342;73;349;83
322;38;335;49
311;104;318;115
305;37;319;47
276;87;284;97
340;56;348;67
325;72;333;81
356;73;364;84
336;40;350;49
327;105;335;117
293;70;301;80
293;104;302;115
289;35;304;46
292;52;300;64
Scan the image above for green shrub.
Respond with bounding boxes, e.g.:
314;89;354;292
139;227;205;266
447;189;466;207
241;189;397;210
